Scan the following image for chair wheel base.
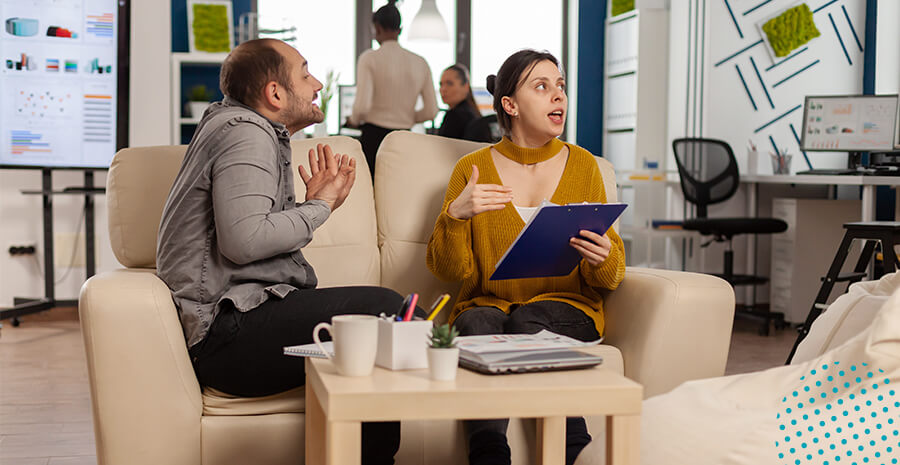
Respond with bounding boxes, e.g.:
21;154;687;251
735;304;786;337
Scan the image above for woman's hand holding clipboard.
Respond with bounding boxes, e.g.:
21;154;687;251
489;202;627;280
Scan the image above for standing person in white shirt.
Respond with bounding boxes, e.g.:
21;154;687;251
347;0;438;179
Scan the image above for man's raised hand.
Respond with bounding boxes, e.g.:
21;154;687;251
298;143;356;211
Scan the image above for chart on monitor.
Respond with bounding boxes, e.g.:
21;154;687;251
1;0;125;168
800;94;899;152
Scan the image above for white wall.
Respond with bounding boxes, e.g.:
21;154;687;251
875;1;899;95
662;0;870;303
0;0;171;307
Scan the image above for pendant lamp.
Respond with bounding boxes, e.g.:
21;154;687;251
408;0;449;41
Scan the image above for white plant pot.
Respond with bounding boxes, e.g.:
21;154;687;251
188;102;209;120
427;347;459;381
313;122;328;138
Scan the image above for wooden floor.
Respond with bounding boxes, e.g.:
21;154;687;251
0;307;798;464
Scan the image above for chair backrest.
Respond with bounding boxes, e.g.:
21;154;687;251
289;136;381;288
106;136;378;289
463;114;502;143
374;131;620;323
671;138;740;218
375;132;487;322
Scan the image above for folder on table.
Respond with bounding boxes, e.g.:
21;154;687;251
489;202;627;281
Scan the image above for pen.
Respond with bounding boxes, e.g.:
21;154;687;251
426;294;450;321
402;293;418;322
396;294;411;321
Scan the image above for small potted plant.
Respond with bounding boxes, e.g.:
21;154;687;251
427;323;460;381
313;69;339;138
187;84;214;120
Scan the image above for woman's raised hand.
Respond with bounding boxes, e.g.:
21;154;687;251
570;229;613;266
447;165;513;220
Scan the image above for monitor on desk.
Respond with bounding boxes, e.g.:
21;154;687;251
800;95;898;152
473;87;494;116
337;84;360;136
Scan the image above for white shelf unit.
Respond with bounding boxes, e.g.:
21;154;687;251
602;7;668;174
170;52;229;144
604;6;671;268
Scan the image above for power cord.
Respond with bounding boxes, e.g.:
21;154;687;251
26;205;88;284
54;205;87;285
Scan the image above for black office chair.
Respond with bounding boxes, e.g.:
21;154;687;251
463;114;502;143
672;137;789;335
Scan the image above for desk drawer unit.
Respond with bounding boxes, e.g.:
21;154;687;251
769;198;860;323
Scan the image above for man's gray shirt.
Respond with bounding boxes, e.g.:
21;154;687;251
157;97;331;349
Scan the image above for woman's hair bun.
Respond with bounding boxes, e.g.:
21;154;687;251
486;74;497;95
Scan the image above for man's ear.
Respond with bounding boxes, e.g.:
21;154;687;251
261;81;282;110
501;96;517;117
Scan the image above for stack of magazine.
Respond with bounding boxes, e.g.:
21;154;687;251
456;330;604;375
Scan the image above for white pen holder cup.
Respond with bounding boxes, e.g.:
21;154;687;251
376;318;433;370
747;149;758;175
313;314;378;377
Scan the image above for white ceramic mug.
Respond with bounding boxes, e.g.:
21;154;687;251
313;315;379;376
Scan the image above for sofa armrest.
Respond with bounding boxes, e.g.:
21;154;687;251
603;267;735;398
79;269;202;465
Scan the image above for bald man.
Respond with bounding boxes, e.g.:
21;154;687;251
157;39;405;464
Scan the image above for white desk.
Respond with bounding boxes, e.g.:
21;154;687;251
742;174;900;222
741;174;900;290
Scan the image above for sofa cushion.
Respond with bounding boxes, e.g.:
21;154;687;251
374;132;620;324
792;272;900;364
574;273;900;465
107;145;187;268
202;386;305;416
290;136;381;287
375;132;487;322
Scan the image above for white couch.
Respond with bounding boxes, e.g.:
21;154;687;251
79;132;736;465
575;272;900;465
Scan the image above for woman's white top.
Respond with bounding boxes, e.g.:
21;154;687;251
349;40;438;129
514;205;541;223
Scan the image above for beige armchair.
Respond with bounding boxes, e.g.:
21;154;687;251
79;132;735;465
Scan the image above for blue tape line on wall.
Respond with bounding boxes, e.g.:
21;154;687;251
715;39;764;67
749;56;774;109
736;64;758;111
829;12;853;65
773;60;821;88
723;0;743;39
813;0;839;14
765;47;809;72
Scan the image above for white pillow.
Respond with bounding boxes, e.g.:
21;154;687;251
792;272;900;364
575;284;900;465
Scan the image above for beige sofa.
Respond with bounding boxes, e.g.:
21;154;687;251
79;132;735;465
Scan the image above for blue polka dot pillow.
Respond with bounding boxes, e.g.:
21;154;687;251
612;283;900;465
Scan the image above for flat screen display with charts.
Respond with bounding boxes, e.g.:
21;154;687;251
0;0;127;169
800;95;899;152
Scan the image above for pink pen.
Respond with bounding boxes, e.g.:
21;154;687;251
402;293;418;321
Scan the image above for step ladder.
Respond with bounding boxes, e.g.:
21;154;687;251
785;221;900;364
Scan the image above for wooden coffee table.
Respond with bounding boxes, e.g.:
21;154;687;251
305;346;642;465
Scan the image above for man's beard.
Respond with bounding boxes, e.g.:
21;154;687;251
284;92;325;131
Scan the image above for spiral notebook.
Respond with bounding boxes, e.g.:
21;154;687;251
283;341;333;359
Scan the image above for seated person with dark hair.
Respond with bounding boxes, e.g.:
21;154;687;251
438;63;481;140
157;38;408;465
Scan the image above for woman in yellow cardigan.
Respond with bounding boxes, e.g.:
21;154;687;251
426;50;626;465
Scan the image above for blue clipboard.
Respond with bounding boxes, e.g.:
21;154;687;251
489;202;627;281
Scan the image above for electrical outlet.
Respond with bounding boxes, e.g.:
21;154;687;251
8;244;36;255
54;233;85;268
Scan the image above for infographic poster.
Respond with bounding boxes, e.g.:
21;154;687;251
0;0;119;168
